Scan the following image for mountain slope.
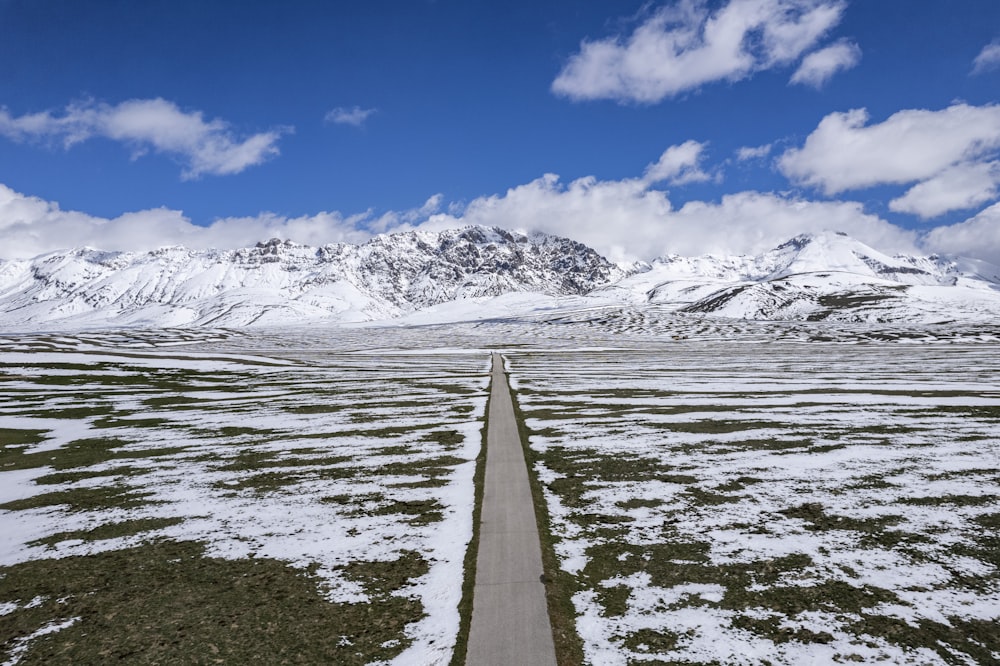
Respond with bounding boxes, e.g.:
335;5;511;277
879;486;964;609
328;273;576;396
608;232;1000;323
0;227;627;329
0;228;998;330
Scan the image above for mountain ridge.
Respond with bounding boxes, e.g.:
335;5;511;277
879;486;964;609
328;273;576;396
1;226;998;330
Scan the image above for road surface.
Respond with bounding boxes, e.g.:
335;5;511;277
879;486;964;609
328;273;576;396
465;352;557;665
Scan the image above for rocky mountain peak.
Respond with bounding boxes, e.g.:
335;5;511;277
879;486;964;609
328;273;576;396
1;227;998;329
0;225;629;328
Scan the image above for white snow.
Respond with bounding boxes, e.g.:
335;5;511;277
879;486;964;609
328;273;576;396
2;228;1000;331
507;343;1000;665
1;617;80;666
2;318;999;664
0;332;490;664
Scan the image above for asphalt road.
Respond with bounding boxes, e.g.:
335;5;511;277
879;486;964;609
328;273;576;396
465;353;557;666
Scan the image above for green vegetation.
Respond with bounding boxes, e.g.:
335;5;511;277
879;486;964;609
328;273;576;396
512;348;1000;665
511;383;586;666
0;486;157;513
1;435;187;475
0;541;426;665
0;340;489;665
28;518;185;549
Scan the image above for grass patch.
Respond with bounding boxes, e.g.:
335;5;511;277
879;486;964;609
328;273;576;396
616;498;664;510
0;540;425;665
685;487;739;506
620;628;680;654
341;550;429;600
715;476;765;492
843;615;1000;665
214;451;352;472
0;429;46;448
33;466;141;486
539;446;685;510
0;436;187;475
28;518;185;548
388;477;450;489
781;503;903;534
320;492;450;525
212;472;304;495
0;486;157;513
380;455;466;479
900;494;998;507
420;429;464;448
90;416;171;430
286;404;343;414
371;499;444;526
654;419;787;435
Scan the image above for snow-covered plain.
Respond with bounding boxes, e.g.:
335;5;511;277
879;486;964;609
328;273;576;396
2;318;999;665
0;328;489;664
507;342;1000;665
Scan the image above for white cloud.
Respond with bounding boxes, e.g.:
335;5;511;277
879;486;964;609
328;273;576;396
0;144;927;265
790;39;860;87
414;175;914;262
736;143;772;160
889;162;1000;219
643;140;712;185
416;174;670;262
923;203;1000;266
0;183;372;260
324;106;377;127
779;105;1000;194
551;0;845;103
0;98;287;179
778;104;1000;217
649;191;917;258
972;41;1000;75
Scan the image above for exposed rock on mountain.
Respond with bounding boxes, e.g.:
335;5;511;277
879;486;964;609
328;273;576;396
0;227;629;328
1;227;998;330
604;231;1000;323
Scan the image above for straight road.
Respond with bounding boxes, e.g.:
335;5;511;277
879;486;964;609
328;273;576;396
466;353;557;666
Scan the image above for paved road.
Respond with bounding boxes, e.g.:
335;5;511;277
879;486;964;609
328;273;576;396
466;353;557;666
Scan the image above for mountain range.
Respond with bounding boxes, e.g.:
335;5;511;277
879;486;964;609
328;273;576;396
0;226;998;330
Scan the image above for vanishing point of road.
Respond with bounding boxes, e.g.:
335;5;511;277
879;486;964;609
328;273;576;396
466;352;558;665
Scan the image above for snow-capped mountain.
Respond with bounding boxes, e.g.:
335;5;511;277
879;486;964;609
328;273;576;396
603;231;1000;323
0;227;627;329
0;227;998;330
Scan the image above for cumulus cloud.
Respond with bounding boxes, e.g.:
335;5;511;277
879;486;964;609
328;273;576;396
972;41;1000;75
888;162;1000;219
643;140;712;185
417;174;671;262
779;104;1000;193
2;169;916;265
0;98;287;179
789;39;860;87
15;129;987;266
736;144;772;160
0;183;373;261
324;106;377;127
413;175;914;262
551;0;845;103
779;103;1000;217
662;192;918;257
923;203;1000;266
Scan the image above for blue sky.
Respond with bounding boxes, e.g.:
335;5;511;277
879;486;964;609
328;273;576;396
1;0;1000;262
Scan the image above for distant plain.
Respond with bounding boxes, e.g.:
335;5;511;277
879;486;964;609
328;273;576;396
1;317;998;665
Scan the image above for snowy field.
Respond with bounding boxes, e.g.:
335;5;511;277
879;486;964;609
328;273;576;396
0;328;489;664
508;343;1000;665
1;317;998;665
